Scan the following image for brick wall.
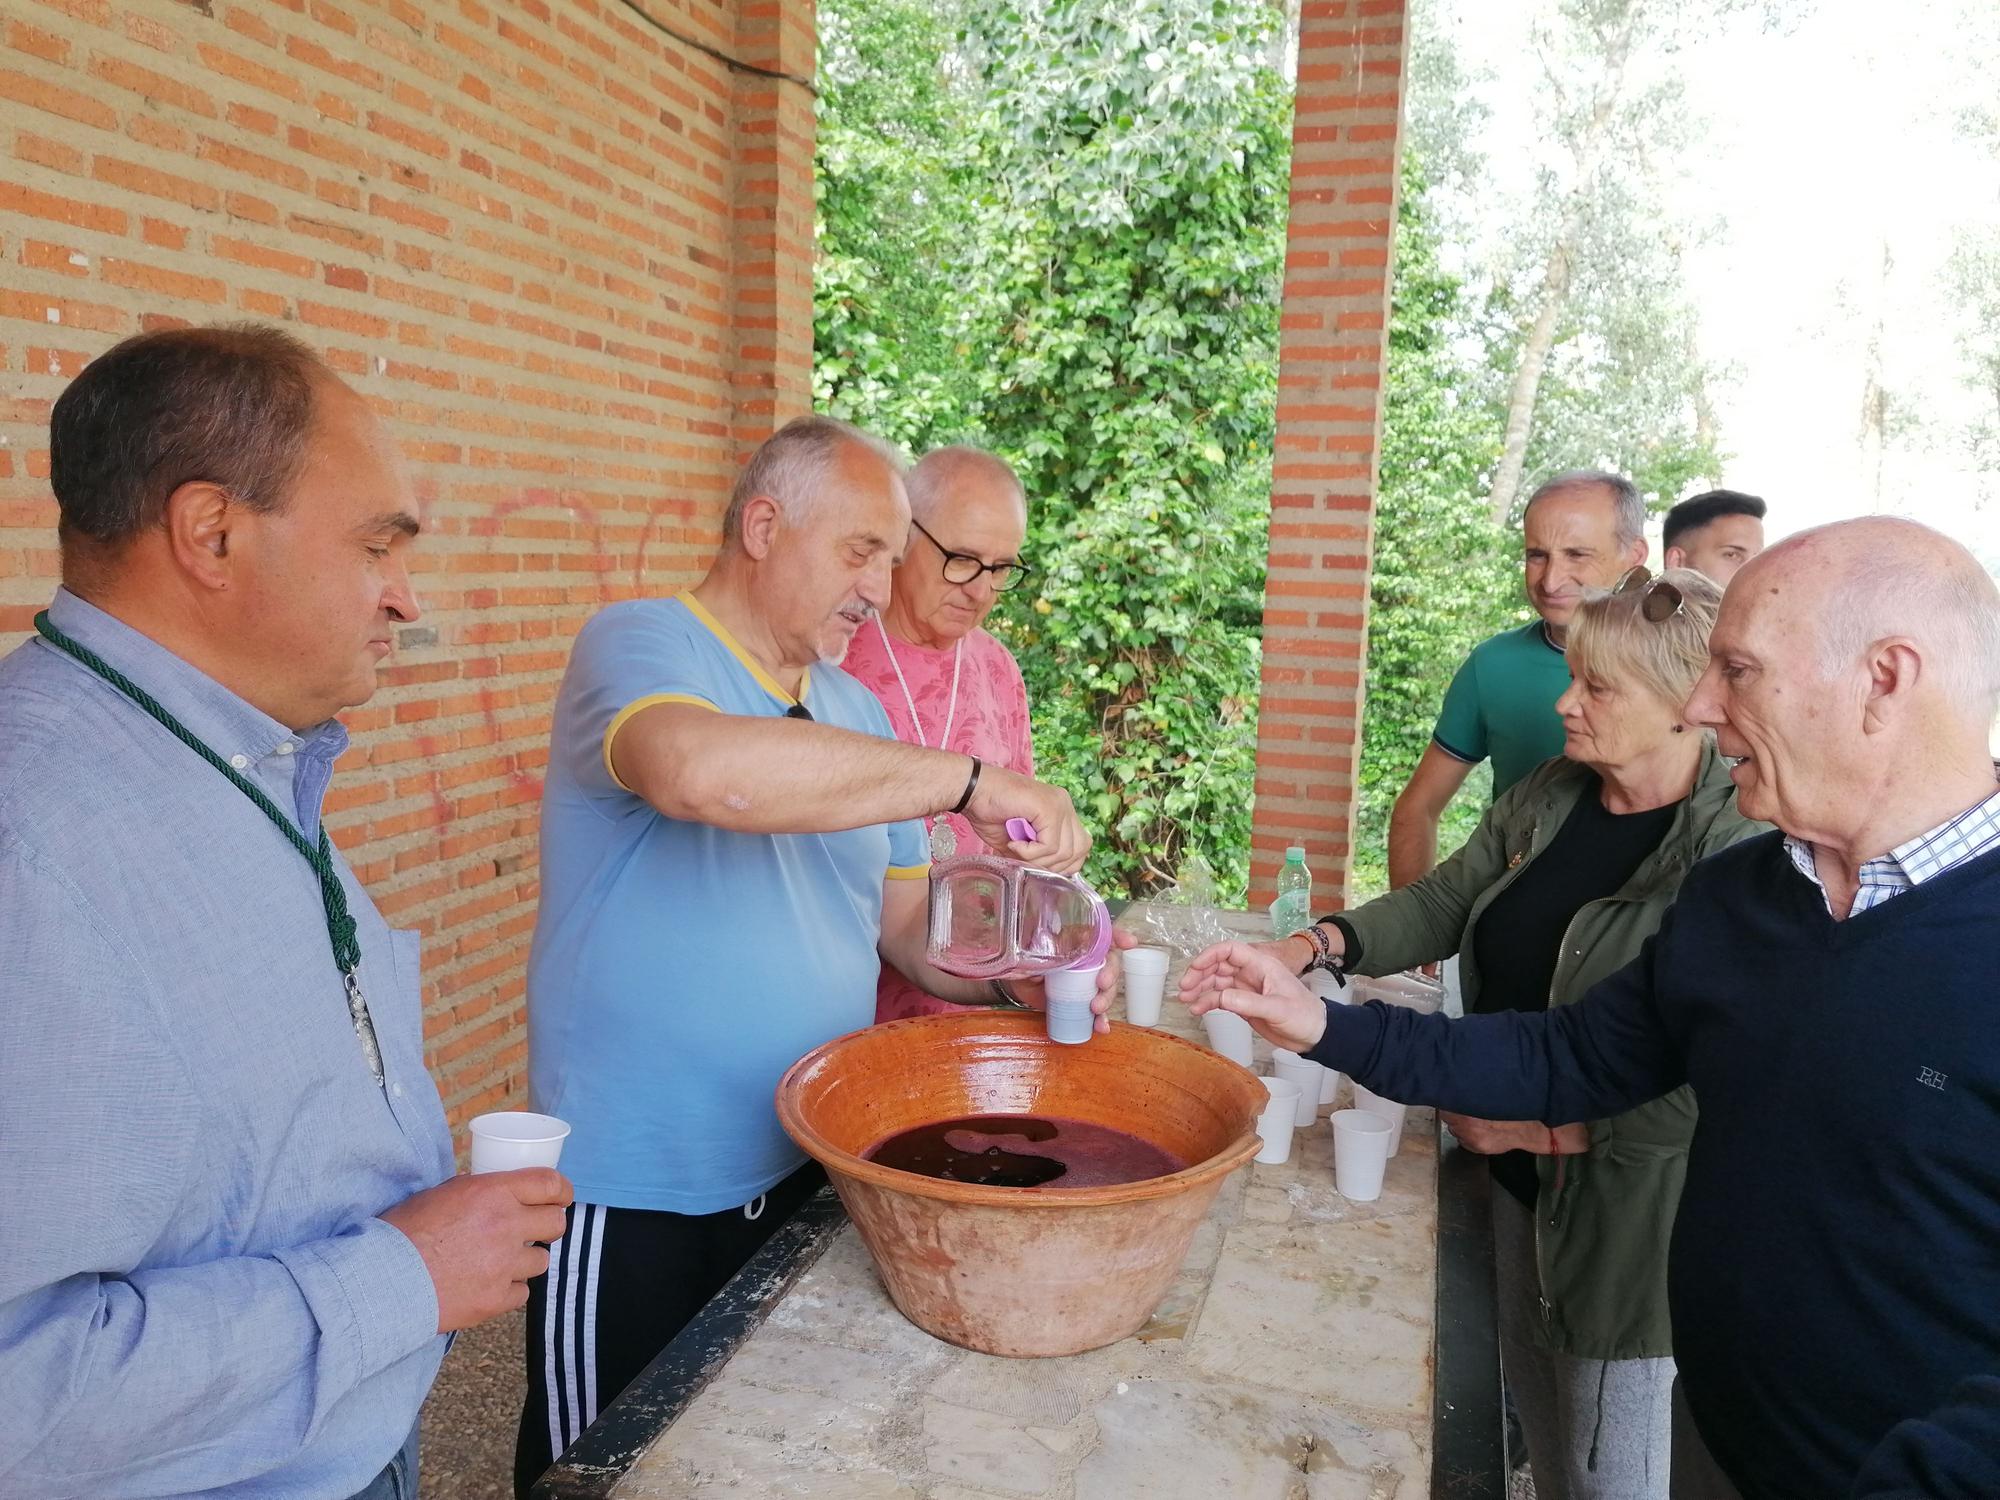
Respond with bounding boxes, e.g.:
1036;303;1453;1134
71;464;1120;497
0;0;817;1129
1247;0;1407;909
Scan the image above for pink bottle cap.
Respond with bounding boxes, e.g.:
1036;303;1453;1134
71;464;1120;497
1004;817;1037;842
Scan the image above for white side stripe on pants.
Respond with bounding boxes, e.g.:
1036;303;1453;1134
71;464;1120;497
580;1201;607;1428
544;1203;605;1463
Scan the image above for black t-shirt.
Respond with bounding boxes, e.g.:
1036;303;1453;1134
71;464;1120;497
1470;776;1676;1206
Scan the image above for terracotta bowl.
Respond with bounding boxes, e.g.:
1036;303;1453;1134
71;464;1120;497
775;1012;1266;1357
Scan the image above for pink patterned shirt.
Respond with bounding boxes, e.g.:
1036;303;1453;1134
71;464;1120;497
841;619;1036;1021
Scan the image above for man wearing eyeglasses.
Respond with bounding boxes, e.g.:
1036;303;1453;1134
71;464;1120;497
841;445;1042;1020
515;416;1105;1493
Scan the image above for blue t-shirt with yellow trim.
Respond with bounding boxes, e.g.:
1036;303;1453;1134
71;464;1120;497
527;592;929;1213
1431;620;1571;798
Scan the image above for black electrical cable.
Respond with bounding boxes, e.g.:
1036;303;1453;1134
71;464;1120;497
615;0;818;96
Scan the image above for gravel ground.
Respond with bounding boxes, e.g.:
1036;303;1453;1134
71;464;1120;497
419;1306;526;1500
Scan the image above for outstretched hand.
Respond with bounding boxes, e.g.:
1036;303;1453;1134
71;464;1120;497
1177;940;1329;1055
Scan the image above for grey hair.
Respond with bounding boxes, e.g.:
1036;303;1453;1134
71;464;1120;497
722;413;906;543
1526;468;1647;550
1569;567;1722;711
1807;519;2000;724
905;445;1027;526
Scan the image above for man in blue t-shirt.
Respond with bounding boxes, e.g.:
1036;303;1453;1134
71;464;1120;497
1387;469;1648;887
515;415;1097;1493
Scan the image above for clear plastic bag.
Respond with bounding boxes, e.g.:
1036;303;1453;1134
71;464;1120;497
1137;854;1234;958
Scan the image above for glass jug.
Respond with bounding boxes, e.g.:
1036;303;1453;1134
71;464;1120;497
926;820;1112;980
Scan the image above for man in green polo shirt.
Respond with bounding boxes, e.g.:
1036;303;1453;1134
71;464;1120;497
1386;469;1648;887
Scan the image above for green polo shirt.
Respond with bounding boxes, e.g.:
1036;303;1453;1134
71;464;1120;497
1431;620;1570;797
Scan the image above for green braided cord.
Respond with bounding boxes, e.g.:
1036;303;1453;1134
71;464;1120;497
33;611;362;976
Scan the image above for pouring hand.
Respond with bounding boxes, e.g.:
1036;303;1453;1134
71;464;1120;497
962;764;1089;874
1178;941;1327;1055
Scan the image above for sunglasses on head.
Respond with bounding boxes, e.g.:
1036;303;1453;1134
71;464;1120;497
1612;566;1685;623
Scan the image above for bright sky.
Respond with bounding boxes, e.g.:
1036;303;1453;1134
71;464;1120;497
1425;0;2000;564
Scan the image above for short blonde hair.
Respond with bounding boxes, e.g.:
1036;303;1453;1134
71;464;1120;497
1567;567;1722;711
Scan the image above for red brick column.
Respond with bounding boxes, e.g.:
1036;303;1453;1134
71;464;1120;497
1248;0;1409;909
729;0;819;458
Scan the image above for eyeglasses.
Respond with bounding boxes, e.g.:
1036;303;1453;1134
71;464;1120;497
1612;566;1685;623
911;518;1031;592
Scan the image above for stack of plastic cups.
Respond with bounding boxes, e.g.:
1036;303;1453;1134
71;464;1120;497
1255;1078;1302;1164
1352;1083;1407;1156
1044;963;1101;1045
1270;1049;1324;1126
1121;946;1171;1026
1307;970;1346;1104
1330;1109;1393;1201
1200;1008;1256;1067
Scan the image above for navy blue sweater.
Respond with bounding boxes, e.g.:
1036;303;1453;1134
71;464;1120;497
1309;832;2000;1500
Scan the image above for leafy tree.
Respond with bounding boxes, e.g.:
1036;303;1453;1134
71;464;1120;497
1351;157;1515;897
1476;0;1755;523
813;0;978;450
815;0;1291;903
965;0;1293;902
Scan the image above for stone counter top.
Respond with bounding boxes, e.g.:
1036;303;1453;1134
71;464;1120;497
548;910;1442;1500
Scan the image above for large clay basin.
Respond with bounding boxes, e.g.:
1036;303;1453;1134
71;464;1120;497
775;1012;1265;1357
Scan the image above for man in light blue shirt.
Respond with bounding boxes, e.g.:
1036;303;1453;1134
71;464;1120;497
0;326;572;1499
518;415;1102;1491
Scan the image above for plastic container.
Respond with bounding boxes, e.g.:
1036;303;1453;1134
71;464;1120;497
1270;845;1312;938
926;819;1112;981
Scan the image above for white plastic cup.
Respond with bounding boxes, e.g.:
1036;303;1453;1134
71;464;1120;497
1270;1050;1324;1126
1331;1109;1394;1201
1200;1008;1255;1067
1255;1077;1302;1164
1120;946;1171;1026
468;1111;571;1174
1352;1083;1407;1157
1307;970;1348;1002
1044;963;1102;1045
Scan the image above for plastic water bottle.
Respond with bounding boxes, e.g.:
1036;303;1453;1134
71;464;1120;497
1270;846;1313;938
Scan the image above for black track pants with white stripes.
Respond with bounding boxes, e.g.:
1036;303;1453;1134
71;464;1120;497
512;1162;826;1498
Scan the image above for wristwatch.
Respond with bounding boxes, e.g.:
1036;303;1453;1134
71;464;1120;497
982;977;1031;1010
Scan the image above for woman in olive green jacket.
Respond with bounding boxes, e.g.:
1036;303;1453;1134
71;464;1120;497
1265;569;1767;1500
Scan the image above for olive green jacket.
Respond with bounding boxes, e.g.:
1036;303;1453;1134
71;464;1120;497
1340;740;1766;1359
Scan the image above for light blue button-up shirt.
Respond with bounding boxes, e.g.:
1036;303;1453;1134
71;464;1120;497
0;590;454;1499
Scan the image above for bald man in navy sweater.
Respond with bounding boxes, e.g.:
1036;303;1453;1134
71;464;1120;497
1178;517;2000;1500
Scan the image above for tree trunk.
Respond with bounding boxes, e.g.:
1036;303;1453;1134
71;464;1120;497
1487;239;1577;524
1485;8;1640;526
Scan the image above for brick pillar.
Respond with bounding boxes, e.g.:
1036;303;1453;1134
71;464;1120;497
729;0;819;463
1248;0;1409;909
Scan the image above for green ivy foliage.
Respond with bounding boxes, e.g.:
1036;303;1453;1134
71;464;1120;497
816;0;1290;903
1353;159;1517;897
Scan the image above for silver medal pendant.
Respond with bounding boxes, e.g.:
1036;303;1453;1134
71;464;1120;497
344;969;387;1089
928;818;957;860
